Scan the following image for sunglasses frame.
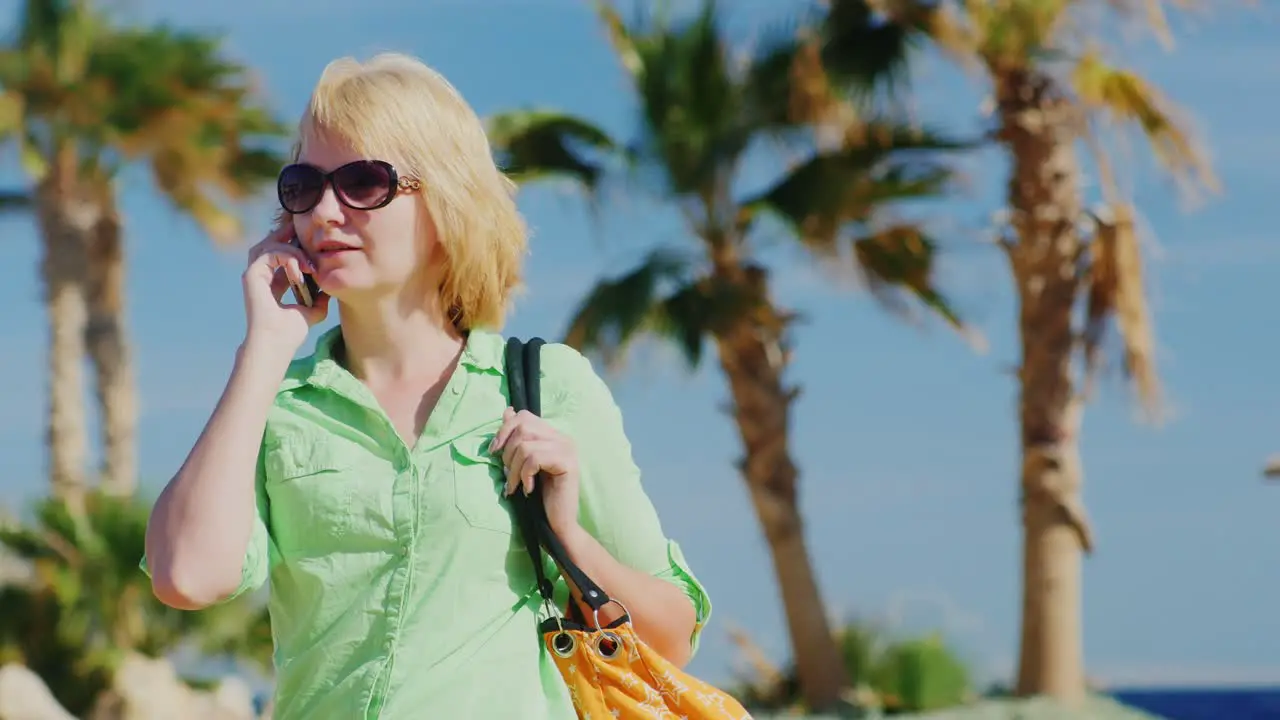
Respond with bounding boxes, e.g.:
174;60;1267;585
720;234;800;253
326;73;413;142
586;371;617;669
276;159;422;215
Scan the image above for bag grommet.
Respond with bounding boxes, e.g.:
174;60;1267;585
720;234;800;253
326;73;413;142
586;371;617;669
595;631;622;659
552;631;576;657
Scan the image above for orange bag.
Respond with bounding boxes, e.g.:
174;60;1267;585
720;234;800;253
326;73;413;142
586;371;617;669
505;338;755;720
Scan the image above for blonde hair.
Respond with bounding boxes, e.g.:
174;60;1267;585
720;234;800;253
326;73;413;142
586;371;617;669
294;53;526;330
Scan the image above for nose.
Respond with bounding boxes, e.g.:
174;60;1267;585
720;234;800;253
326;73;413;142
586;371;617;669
308;181;345;228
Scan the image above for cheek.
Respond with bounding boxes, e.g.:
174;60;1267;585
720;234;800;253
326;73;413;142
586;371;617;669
290;215;307;242
371;201;427;260
357;230;415;278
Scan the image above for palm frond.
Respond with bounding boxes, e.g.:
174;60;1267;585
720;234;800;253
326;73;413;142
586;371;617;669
486;109;616;192
0;527;50;561
1072;49;1218;200
592;0;645;78
740;123;967;243
1083;204;1161;418
0;90;22;138
80;26;289;244
18;0;99;84
742;32;811;131
562;248;695;367
599;0;753;196
1068;47;1211;421
17;131;49;180
1103;0;1198;49
852;225;963;329
563;250;768;370
748;27;856;145
739;126;968;331
818;0;928;104
966;0;1075;70
651;273;768;366
224;145;286;189
746;0;945;133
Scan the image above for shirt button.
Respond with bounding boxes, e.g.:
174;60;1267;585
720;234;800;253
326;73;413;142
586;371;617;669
450;385;461;395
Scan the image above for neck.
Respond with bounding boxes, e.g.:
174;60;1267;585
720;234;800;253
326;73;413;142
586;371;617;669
335;288;464;383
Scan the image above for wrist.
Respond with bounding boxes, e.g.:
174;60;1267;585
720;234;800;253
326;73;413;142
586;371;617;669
240;333;299;365
552;519;589;549
236;336;297;378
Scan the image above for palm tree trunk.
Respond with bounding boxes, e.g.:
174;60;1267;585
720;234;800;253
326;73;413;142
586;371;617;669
998;68;1091;703
34;178;93;514
85;189;136;497
711;264;847;712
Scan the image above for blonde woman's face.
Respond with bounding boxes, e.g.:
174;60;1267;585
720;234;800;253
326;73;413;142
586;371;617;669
288;132;437;301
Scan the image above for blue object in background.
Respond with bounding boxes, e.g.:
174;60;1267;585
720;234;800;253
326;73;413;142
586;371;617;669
1114;687;1280;719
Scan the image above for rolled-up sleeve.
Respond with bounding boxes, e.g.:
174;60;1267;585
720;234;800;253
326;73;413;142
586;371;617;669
542;343;713;656
139;441;278;604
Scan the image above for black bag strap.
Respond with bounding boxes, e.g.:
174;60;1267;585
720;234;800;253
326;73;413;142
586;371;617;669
503;337;611;615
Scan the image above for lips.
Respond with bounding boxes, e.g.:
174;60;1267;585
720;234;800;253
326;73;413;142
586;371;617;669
311;240;359;256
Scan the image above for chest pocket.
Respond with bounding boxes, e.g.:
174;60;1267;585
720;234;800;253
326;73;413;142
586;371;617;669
450;434;515;535
265;438;360;553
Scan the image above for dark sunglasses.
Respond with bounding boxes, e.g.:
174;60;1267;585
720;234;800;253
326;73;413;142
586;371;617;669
276;160;422;215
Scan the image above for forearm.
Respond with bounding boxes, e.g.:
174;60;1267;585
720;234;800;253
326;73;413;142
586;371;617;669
556;523;697;668
145;340;291;609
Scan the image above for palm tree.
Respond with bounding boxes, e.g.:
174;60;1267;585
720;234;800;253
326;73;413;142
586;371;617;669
0;491;268;715
487;1;974;710
836;0;1217;701
727;618;973;715
0;0;286;504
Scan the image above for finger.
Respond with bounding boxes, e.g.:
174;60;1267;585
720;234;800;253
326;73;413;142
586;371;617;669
509;446;540;497
521;455;539;496
246;225;289;262
501;419;550;460
248;242;312;272
503;443;527;497
247;248;282;278
247;225;295;263
513;410;549;441
490;407;519;453
514;411;549;440
283;256;305;291
286;249;316;274
269;267;291;301
501;425;524;468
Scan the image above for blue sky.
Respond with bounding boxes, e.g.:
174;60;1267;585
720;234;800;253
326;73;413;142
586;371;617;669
2;0;1279;691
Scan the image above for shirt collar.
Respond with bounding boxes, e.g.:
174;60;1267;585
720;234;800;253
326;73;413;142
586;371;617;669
281;324;506;393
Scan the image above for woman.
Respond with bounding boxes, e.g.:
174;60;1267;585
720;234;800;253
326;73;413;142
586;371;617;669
143;53;710;720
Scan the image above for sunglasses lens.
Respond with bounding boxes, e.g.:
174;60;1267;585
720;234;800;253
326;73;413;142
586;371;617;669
278;165;324;213
334;161;394;209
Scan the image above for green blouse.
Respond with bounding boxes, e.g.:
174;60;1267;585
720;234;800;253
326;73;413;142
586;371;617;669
144;326;711;719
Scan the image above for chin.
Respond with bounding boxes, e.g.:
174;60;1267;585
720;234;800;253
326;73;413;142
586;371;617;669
317;272;403;302
313;269;364;297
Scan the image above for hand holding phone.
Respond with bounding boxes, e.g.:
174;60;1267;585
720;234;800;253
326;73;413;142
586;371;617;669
286;235;323;307
241;223;330;354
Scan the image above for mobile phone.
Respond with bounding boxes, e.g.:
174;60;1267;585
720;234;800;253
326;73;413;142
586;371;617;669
286;235;322;307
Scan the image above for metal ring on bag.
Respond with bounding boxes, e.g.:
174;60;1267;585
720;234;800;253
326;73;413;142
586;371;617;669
552;631;576;658
595;631;622;659
591;599;631;632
